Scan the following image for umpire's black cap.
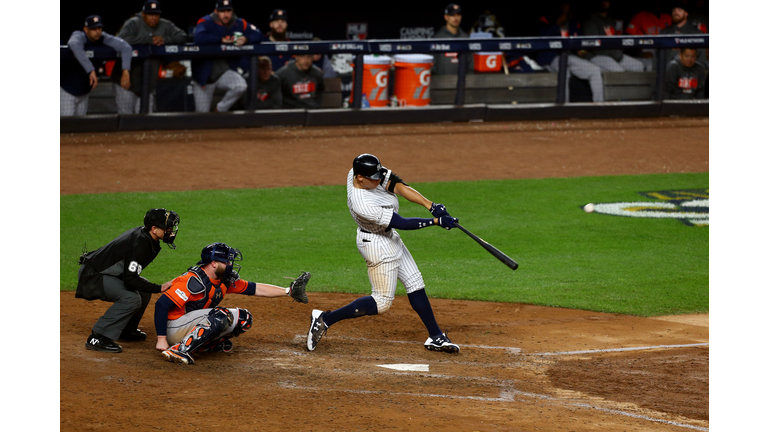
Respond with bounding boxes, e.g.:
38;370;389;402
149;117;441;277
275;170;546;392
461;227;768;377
270;9;288;21
216;0;234;11
85;15;103;28
353;154;386;180
445;3;462;15
143;0;162;14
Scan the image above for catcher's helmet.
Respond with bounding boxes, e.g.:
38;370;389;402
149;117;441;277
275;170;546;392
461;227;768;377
144;208;180;249
198;242;242;285
353;153;386;180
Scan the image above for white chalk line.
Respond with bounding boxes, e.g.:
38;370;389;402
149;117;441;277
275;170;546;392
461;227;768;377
535;343;709;356
280;383;707;431
294;334;522;353
295;334;708;356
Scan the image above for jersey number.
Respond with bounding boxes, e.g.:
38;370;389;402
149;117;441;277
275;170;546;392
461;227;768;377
128;261;143;274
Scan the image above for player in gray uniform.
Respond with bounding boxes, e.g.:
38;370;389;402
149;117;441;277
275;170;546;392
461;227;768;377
60;15;133;116
307;154;460;354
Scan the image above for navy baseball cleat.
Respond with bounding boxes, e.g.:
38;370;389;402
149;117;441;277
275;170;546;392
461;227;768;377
424;333;460;353
85;333;123;353
211;339;234;353
307;309;328;351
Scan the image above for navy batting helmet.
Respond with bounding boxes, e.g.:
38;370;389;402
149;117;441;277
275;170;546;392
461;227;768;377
353;153;386;180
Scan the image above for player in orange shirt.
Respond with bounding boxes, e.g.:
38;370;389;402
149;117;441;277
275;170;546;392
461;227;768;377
155;242;310;365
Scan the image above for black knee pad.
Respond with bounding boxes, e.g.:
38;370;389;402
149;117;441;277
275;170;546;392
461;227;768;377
231;308;252;337
208;307;234;333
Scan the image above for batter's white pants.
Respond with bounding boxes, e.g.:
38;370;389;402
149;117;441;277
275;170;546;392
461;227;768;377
165;307;244;345
60;88;89;116
191;70;248;112
114;84;155;114
356;229;425;314
589;54;646;73
546;55;605;103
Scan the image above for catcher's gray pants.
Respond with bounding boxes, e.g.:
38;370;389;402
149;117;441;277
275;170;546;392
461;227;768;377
589;54;646;73
191;70;247;112
60;88;89;116
90;274;152;341
114;84;155;114
165;307;243;345
546;55;605;103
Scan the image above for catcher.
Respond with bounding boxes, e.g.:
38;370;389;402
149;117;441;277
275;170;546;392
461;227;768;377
155;242;310;365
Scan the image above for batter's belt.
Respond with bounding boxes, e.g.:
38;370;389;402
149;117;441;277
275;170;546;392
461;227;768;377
360;228;391;234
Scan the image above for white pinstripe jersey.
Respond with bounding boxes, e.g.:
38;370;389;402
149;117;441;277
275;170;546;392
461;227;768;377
347;168;398;234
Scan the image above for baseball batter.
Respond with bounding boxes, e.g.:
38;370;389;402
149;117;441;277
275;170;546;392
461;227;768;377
156;242;310;365
307;154;460;353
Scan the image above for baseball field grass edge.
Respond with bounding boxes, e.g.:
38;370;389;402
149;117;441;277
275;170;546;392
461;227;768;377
60;172;708;316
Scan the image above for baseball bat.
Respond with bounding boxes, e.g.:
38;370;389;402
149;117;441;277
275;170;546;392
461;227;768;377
454;222;519;270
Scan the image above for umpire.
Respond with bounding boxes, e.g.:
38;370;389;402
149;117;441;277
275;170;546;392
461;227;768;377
77;208;180;353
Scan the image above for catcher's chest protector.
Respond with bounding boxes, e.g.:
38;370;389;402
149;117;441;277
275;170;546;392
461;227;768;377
182;266;226;313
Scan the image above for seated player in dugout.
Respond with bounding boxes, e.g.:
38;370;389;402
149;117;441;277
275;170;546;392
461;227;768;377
275;53;325;109
254;56;282;110
666;47;708;100
156;242;311;365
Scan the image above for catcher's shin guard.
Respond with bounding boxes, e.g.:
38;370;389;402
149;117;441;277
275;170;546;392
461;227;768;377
177;307;234;356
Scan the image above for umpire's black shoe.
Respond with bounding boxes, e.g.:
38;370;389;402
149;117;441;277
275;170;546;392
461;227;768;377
119;328;147;341
85;333;123;353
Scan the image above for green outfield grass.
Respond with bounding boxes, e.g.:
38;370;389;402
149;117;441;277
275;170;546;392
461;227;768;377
60;172;708;316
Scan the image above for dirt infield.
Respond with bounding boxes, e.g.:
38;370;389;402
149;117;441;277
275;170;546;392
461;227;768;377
60;117;709;431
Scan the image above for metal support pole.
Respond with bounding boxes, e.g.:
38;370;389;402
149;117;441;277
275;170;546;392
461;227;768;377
249;55;258;110
140;59;151;114
351;54;364;109
454;52;467;106
654;49;667;101
556;51;568;104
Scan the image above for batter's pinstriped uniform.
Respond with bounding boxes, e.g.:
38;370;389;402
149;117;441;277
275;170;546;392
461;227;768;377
347;168;425;313
306;153;459;354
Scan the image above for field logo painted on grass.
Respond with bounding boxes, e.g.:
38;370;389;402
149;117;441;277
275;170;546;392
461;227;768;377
591;189;708;226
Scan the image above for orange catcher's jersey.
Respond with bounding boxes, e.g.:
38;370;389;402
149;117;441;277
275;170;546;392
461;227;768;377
163;267;251;320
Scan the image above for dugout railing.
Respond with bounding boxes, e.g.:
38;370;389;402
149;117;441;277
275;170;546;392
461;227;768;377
60;34;708;132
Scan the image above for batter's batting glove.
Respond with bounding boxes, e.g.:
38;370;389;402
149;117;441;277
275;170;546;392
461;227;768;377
289;272;311;303
430;203;450;218
437;216;459;230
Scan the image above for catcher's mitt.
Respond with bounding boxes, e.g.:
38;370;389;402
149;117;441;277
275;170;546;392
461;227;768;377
289;272;311;303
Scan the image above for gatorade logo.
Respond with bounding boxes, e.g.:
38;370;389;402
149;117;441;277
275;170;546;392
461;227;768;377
418;69;431;86
486;55;497;69
374;70;388;88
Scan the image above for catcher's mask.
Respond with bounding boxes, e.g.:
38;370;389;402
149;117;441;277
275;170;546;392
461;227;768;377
198;242;242;285
144;208;180;249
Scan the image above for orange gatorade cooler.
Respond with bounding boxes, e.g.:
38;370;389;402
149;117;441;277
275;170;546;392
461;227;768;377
351;55;392;107
393;54;433;107
474;52;503;72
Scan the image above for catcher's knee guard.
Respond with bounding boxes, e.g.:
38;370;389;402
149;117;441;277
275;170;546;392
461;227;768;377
178;307;233;355
231;308;253;337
